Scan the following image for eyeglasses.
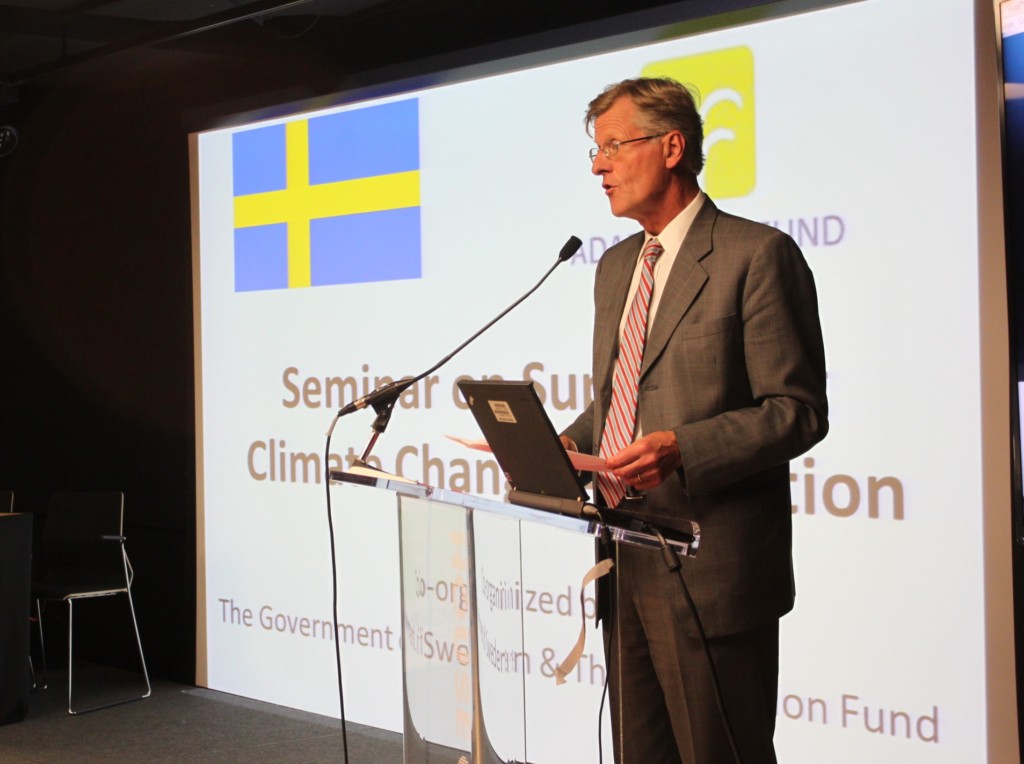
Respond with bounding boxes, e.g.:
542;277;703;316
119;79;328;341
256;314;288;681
589;133;666;162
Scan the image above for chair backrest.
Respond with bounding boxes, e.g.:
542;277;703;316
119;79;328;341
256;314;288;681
39;491;126;587
0;490;12;512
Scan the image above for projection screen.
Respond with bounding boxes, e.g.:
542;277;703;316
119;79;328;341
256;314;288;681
191;0;1018;761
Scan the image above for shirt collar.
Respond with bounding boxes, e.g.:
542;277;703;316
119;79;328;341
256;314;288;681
643;190;706;257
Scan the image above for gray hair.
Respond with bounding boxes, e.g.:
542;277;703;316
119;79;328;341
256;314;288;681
585;77;705;176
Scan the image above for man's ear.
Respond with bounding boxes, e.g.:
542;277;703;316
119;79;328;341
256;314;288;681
664;131;686;170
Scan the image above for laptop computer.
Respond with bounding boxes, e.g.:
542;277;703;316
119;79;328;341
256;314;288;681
456;379;590;516
457;379;699;547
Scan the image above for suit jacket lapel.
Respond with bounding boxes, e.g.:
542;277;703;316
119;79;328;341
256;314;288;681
641;200;716;377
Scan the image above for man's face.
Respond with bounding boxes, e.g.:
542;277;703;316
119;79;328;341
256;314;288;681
591;97;672;230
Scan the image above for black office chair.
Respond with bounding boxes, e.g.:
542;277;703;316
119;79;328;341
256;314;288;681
32;491;151;714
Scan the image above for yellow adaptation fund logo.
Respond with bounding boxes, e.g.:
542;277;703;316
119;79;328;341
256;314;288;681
642;46;755;198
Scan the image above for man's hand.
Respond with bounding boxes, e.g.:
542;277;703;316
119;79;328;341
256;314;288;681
605;430;681;491
560;435;578;452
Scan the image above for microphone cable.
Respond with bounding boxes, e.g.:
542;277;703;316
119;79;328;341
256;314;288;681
646;523;742;764
595;518;614;764
324;418;350;764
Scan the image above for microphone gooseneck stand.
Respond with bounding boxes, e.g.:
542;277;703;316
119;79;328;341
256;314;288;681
336;234;583;465
321;235;582;763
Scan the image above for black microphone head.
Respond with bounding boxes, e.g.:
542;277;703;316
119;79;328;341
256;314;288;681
559;236;583;262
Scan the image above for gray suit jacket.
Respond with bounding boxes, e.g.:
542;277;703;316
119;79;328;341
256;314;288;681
563;198;828;637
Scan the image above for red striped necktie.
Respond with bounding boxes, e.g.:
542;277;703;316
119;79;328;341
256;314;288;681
597;238;664;508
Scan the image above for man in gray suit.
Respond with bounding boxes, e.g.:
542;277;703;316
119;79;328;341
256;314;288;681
561;78;828;763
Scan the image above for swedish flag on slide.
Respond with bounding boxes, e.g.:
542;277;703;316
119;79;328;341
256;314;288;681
232;99;421;292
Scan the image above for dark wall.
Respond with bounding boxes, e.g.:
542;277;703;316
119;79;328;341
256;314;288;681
0;22;349;683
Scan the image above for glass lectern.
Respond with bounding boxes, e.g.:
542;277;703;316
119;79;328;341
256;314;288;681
331;469;698;764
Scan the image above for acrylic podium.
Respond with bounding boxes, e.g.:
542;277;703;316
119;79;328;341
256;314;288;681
330;468;699;764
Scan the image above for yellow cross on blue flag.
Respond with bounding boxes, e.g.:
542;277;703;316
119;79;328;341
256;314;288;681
231;99;421;291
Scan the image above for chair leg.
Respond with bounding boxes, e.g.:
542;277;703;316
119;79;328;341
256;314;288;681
34;600;48;690
66;592;151;715
126;588;152;701
66;599;74;714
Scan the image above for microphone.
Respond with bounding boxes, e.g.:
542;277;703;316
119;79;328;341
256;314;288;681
337;235;582;427
558;236;582;262
337;379;412;417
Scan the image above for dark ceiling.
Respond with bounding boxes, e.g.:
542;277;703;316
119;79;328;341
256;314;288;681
0;0;785;161
0;0;711;89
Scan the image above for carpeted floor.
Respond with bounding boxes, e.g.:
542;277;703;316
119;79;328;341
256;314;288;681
0;663;403;763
